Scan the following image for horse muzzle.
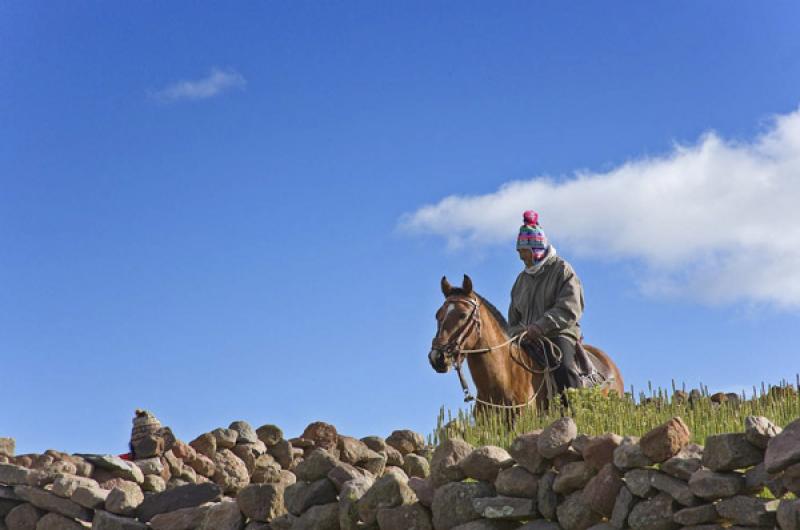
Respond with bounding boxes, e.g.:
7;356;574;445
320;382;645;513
428;348;450;373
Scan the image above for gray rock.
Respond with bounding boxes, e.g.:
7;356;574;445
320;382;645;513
105;480;144;515
556;491;602;530
451;521;520;530
650;471;701;507
237;483;286;522
70;484;109;509
285;478;337;515
78;455;144;484
338;477;373;530
13;485;91;521
610;486;636;529
784;461;800;495
408;477;434;508
295;448;338;482
255;425;283;447
359;450;387;477
212;449;250;495
688;469;744;500
519;521;562;530
212;428;238;449
376;502;433;530
673;503;719;526
430;438;473;487
34;512;83;530
361;436;387;453
403;453;431;479
537;470;558;521
538;418;578;459
293;502;339;530
268;513;297;530
386;430;426;456
583;433;623;471
624;468;657;498
508;430;550;475
142;474;166;493
0;485;20;501
198;499;243;530
267;439;293;469
357;472;415;525
337;436;374;465
715;495;779;526
702;433;763;472
136;482;222;522
459;446;513;482
50;475;99;498
149;504;212;530
473;496;537;520
327;462;374;492
744;416;782;449
189;433;217;459
431;480;494;530
777;498;800;530
660;445;703;481
385;445;405;467
627;493;679;530
229;421;258;444
765;417;800;474
0;464;32;486
92;510;149;530
613;437;654;470
583;463;623;518
553;461;595;494
495;465;538;498
4;503;43;530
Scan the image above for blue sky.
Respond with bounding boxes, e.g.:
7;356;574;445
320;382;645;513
2;2;799;455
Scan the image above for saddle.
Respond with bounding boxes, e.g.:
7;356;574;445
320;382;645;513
522;337;608;390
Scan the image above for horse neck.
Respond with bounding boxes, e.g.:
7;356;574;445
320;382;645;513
466;303;529;401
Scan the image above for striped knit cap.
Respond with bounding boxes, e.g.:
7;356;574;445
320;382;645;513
130;409;162;447
516;210;549;260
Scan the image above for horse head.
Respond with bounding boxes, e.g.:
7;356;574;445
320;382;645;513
428;274;481;373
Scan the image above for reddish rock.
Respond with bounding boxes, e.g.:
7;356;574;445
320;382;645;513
639;417;690;463
583;463;623;517
301;422;338;452
582;433;623;471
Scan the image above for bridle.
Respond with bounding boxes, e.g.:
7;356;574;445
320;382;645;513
432;295;553;408
432;295;483;364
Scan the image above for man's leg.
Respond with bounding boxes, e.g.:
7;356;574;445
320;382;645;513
551;336;582;399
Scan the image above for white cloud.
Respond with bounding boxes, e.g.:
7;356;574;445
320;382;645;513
400;107;800;308
151;68;246;102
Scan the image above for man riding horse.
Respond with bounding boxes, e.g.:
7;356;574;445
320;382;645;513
511;210;586;403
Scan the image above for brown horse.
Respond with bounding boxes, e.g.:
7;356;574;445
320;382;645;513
428;274;624;413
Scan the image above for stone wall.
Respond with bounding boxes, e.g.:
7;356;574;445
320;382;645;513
1;414;800;529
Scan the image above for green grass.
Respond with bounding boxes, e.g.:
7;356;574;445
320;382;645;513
431;376;800;449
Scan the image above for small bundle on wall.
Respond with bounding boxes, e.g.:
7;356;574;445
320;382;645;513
1;412;800;529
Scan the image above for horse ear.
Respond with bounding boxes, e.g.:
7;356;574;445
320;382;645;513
462;274;473;295
441;276;453;297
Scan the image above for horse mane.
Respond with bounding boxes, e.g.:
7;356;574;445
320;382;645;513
447;288;510;335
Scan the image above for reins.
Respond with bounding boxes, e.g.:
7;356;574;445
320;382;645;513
435;295;564;409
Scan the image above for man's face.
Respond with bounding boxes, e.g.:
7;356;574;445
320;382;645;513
517;248;534;267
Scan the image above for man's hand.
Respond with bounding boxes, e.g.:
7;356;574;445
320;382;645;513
523;323;544;344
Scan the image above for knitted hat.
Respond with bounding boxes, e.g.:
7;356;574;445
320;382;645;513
516;210;549;260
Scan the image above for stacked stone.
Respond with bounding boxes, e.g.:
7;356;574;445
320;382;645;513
3;413;800;529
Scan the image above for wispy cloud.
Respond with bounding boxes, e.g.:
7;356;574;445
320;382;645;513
151;68;246;103
400;107;800;308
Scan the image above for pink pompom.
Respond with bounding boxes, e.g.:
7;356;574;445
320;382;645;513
523;210;539;226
